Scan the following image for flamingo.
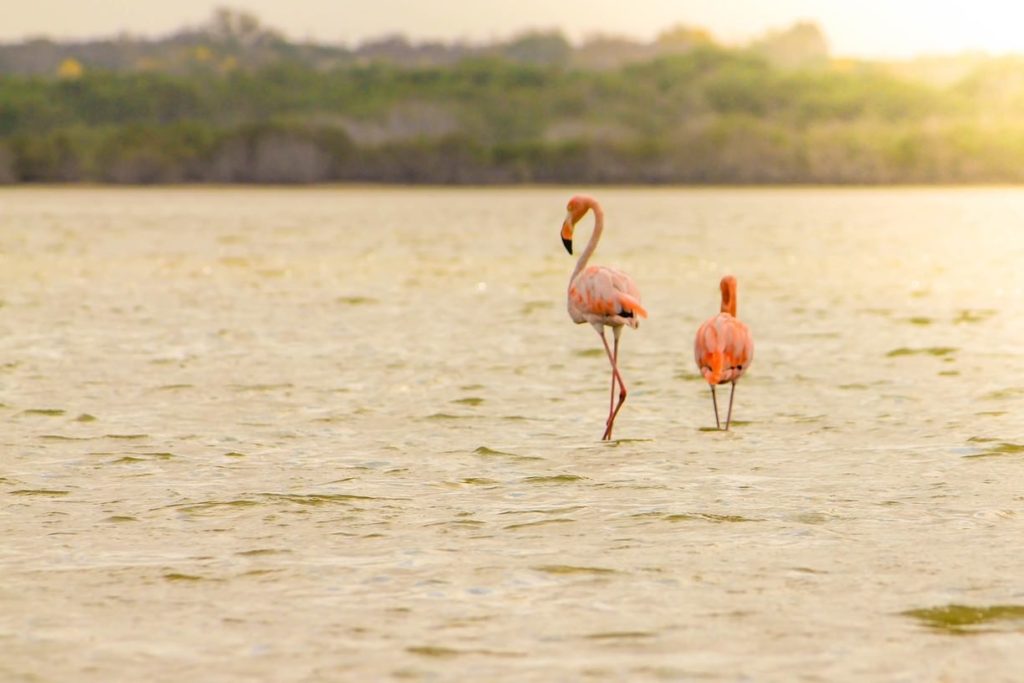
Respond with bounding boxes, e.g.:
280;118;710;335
694;275;753;431
560;195;648;440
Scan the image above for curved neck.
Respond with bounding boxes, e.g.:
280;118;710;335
570;200;603;282
721;283;737;317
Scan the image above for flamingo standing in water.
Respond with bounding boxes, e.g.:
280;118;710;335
560;195;648;440
694;276;753;430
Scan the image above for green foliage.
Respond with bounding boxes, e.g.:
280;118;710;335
500;31;572;66
751;21;829;68
2;42;1024;183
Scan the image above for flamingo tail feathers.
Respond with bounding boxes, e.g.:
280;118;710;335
700;352;725;386
619;293;648;319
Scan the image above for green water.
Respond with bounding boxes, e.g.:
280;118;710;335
2;187;1023;681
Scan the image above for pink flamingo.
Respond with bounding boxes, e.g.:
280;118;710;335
694;276;753;430
560;195;648;440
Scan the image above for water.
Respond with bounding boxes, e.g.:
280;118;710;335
2;186;1024;681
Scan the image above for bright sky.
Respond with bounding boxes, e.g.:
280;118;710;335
5;0;1024;59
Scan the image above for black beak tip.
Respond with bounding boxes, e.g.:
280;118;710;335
562;237;573;255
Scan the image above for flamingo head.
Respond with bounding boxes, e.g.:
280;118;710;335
720;275;738;317
561;195;591;255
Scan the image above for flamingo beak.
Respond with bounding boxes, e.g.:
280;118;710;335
561;212;574;254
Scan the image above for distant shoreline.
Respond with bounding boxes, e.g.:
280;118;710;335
4;181;1024;189
5;23;1024;186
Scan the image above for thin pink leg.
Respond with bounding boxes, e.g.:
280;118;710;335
598;328;627;440
607;333;619;427
710;385;721;430
725;381;736;431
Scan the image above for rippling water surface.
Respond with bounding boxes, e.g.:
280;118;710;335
2;187;1024;681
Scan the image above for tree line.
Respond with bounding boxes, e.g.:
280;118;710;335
2;11;1024;184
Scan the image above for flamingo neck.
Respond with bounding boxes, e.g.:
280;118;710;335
720;287;737;317
570;199;604;283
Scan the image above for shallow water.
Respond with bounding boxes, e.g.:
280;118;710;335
2;186;1024;681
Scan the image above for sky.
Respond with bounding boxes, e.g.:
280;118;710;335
5;0;1024;59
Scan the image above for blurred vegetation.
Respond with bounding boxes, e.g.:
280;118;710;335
3;9;1024;183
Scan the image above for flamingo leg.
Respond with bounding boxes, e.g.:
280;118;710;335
710;384;721;430
725;382;736;431
608;332;619;426
605;326;628;439
597;326;627;441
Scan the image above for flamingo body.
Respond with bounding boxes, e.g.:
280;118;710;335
694;275;753;430
694;313;753;386
569;265;647;328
